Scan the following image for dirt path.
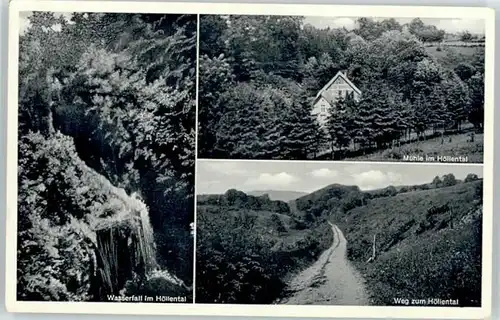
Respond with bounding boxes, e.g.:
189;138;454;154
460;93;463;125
278;222;371;305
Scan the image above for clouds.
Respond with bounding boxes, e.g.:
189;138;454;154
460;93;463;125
199;161;301;192
351;170;403;190
435;19;485;34
204;161;249;176
311;168;339;178
196;160;482;194
244;172;299;189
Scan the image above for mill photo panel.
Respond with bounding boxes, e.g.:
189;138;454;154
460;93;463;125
5;1;495;319
197;14;487;164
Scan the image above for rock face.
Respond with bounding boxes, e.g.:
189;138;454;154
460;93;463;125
17;132;184;301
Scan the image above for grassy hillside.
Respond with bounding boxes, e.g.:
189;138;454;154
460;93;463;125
196;190;333;303
351;132;483;163
197;175;483;306
320;180;483;306
426;45;485;71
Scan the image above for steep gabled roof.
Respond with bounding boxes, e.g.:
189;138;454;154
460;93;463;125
313;71;362;105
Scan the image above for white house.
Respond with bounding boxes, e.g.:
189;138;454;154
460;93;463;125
311;71;362;126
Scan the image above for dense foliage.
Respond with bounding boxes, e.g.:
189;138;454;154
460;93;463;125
196;191;333;303
18;12;195;300
198;16;485;160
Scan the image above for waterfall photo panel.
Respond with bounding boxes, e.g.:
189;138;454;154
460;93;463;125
5;1;495;320
11;7;196;304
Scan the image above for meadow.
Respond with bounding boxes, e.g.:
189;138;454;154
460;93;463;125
352;132;483;163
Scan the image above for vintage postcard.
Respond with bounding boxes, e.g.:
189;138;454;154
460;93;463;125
5;1;494;319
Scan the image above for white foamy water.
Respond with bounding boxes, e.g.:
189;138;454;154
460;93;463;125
135;196;158;272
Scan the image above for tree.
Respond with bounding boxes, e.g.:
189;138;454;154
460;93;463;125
214;83;283;159
298;24;346;65
432;176;443;187
199;15;228;57
442;174;457;187
407;18;445;42
427;85;450;133
460;30;473;42
370;31;429;99
325;95;355;158
344;35;369;82
17;11;198;302
281;91;320;159
413;58;444;95
355;85;402;149
412;93;431;139
264;16;304;79
442;74;471;130
301;53;339;94
271;214;287;233
454;63;476;82
467;73;485;131
465;173;479;183
18;12;71;136
224;16;260;82
408;18;426;37
353;90;376;149
45;13;196;284
354;18;402;41
198;55;235;157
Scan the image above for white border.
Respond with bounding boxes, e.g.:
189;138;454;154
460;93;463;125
5;1;495;319
192;12;200;304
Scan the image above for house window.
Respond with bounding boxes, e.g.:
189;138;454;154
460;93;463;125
320;106;327;113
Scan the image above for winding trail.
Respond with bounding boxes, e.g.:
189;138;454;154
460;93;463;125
278;222;371;305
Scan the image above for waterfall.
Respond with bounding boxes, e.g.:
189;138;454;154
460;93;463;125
132;192;158;273
90;187;159;298
81;166;190;300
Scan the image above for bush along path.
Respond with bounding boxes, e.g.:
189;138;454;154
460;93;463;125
277;222;371;305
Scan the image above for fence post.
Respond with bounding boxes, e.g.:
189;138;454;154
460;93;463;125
372;234;377;260
367;233;377;263
449;207;454;229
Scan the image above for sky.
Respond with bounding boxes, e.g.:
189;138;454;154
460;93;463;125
19;11;74;35
304;17;485;34
196;160;483;194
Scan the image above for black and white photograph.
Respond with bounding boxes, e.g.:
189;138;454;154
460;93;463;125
198;15;485;163
5;1;494;319
195;160;483;306
15;11;196;302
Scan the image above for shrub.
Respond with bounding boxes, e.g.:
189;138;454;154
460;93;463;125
18;132;98;301
195;192;333;304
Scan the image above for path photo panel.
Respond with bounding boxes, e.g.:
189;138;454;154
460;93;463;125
15;10;196;303
197;15;485;163
195;160;483;306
